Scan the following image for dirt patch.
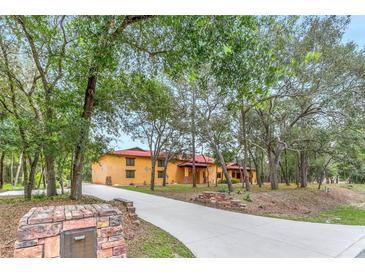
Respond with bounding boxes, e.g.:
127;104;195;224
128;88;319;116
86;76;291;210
146;184;365;219
0;195;138;258
245;187;365;217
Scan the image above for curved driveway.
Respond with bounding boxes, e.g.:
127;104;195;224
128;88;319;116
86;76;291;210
83;183;365;258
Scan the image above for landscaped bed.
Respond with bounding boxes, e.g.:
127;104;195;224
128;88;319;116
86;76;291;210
0;195;194;258
119;183;365;225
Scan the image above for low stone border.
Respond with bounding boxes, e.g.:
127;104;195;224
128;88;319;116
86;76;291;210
114;198;140;226
193;191;247;211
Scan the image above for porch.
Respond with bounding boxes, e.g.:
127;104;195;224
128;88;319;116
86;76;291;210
178;163;209;184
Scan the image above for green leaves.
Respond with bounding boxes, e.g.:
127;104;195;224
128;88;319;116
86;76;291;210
223;44;232;55
304;51;321;63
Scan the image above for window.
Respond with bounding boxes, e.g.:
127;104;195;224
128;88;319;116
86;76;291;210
126;158;135;166
126;170;135;178
217;172;222;179
157;159;164;167
158;171;165;178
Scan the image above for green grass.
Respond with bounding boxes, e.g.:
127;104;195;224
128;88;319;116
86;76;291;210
120;183;217;194
126;219;195;258
286;205;365;226
119;182;346;194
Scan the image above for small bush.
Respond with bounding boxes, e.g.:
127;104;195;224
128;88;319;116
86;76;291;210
218;185;228;193
33;192;47;200
243;193;252;202
2;183;14;191
218;179;240;185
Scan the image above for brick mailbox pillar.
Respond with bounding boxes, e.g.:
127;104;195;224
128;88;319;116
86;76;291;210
14;204;126;258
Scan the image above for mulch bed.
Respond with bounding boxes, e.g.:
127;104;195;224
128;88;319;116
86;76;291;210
0;195;137;258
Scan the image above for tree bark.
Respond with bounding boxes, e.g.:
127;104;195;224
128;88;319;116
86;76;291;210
214;144;233;193
14;153;23;186
299;150;308;188
24;153;40;200
240;107;250;191
268;146;282;190
22;156;28;199
191;88;196;188
150;157;156;191
0;152;4;188
283;148;290;185
37;164;44;189
71;74;96;200
45;155;57;196
249;148;262;187
162;156;169;187
10;153;13;186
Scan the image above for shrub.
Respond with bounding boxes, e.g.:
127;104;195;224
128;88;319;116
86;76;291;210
218;179;240;185
217;185;228;193
2;183;14;191
33;192;47;200
243;193;252;202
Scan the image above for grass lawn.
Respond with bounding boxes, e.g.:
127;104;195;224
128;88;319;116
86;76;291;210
285;205;365;225
0;194;194;258
126;219;194;258
119;183;365;226
120;182;303;194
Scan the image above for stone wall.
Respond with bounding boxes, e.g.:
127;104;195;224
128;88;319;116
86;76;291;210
114;198;139;226
193;191;247;211
14;204;126;258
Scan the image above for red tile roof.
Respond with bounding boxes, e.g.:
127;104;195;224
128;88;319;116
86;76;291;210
226;162;254;171
178;162;209;167
177;155;214;164
110;148;214;163
112;148;153;157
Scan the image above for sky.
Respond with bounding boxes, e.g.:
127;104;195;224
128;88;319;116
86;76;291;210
111;16;365;151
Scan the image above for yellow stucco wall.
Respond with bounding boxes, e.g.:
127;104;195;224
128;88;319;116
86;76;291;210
216;167;257;183
92;154;219;186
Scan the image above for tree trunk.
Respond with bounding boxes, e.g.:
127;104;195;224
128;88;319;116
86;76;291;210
10;153;14;186
317;176;323;190
191;88;196;188
214;144;233;193
240;108;250;191
60;171;64;194
71;74;97;200
162;157;168;187
22;156;28;199
45;154;57;196
283;149;290;185
0;152;4;189
249;148;262;187
24;153;40;200
150;157;156;191
14;152;23;186
299;150;307;188
37;164;44;189
268;147;281;190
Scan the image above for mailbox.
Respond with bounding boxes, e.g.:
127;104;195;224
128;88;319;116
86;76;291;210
14;204;126;258
61;227;97;258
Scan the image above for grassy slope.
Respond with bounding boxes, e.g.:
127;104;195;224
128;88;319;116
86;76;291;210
127;219;194;258
293;205;365;225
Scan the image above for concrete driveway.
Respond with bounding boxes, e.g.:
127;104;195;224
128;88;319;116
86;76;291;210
82;183;365;258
